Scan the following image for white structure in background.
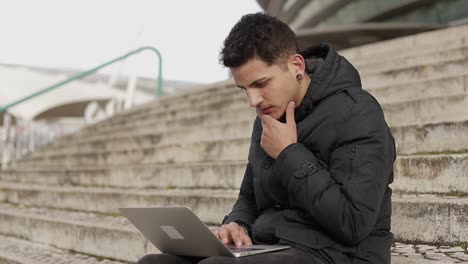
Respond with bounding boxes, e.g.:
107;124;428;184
0;64;156;168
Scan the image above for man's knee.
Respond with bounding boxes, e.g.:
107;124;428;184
198;257;238;264
137;254;159;264
137;253;189;264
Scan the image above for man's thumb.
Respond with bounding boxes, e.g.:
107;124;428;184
286;101;296;124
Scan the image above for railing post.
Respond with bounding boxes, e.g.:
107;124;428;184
1;113;12;169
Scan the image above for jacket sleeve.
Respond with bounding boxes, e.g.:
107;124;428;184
274;101;395;246
222;163;258;232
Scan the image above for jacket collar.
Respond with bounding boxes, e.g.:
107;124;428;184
284;43;361;123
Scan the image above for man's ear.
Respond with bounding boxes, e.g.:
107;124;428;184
290;54;306;74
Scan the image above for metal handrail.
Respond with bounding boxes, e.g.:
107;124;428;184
0;46;163;113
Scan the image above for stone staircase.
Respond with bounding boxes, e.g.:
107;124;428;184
0;24;468;263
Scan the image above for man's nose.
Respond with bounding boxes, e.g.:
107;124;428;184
246;90;263;108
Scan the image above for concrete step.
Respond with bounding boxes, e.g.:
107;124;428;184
0;181;466;246
81;81;235;131
120;88;468;133
36;119;468;166
340;23;468;63
0;181;237;224
392;153;468;194
0;203;464;264
15;138;250;167
367;72;468;104
4;153;468;195
382;93;468;127
43;120;253;155
60;93;468;155
362;56;468;89
96;60;468;134
78;71;467;140
391;120;468;155
83;85;241;132
0;233;128;264
79;92;248;137
66;103;256;145
350;39;468;73
0;161;247;190
53;77;468;153
97;70;467;133
358;46;468;78
0;203;150;262
392;194;468;246
15;121;468;169
59;76;467;147
1;236;465;264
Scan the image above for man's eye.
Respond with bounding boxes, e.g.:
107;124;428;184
238;87;246;91
257;82;267;88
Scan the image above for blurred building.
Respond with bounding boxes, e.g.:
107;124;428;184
257;0;468;49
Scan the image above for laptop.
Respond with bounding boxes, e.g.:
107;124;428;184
119;206;290;257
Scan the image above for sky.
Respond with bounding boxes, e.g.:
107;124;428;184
0;0;262;84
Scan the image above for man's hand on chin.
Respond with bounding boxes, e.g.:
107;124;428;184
259;101;297;159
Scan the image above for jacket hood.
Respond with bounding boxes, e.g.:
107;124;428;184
285;43;362;123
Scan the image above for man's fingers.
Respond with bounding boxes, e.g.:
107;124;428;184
230;227;242;247
218;227;229;244
213;228;220;239
258;112;276;127
286;101;296;125
242;233;253;246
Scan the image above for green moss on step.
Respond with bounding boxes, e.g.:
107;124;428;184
446;191;468;197
460;243;468;253
406;149;468;156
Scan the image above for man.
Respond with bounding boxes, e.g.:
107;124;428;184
138;12;396;264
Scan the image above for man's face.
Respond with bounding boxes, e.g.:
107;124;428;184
231;56;300;120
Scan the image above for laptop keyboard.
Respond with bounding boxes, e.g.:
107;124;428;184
227;246;263;253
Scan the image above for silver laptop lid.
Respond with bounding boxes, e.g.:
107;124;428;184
119;206;234;257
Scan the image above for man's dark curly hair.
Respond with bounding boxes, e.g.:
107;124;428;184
219;12;299;68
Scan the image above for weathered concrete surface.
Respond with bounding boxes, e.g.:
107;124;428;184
3;153;468;194
35;116;468;159
0;182;238;224
15;138;250;167
356;46;468;76
0;203;145;262
362;57;468;89
1;232;467;264
1;182;468;245
382;93;468;127
1;161;247;190
340;23;468;64
368;73;468;104
0;233;127;264
36;120;254;156
391;121;468;155
392;154;468;194
392;194;468;245
391;242;468;263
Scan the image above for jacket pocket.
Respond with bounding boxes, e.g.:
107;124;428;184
275;223;336;249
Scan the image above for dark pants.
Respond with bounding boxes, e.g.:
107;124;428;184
137;248;331;264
